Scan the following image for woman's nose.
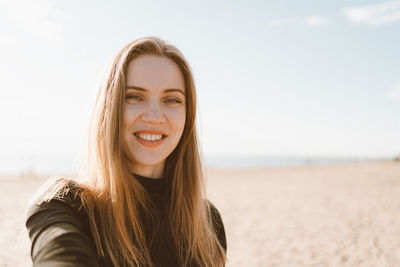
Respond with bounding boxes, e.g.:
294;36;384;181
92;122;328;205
141;101;165;124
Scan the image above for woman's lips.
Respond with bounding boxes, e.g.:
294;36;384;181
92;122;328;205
134;133;167;148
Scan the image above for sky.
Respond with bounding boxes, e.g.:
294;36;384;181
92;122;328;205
0;0;399;172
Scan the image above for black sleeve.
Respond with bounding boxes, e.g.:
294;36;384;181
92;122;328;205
208;201;227;253
26;198;100;267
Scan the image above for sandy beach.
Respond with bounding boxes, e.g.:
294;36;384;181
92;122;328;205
1;161;400;266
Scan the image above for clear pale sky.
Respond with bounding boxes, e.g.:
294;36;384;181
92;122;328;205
0;0;399;172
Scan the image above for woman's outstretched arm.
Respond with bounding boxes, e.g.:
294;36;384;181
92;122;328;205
26;198;100;267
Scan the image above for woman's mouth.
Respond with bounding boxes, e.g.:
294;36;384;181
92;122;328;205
134;132;167;148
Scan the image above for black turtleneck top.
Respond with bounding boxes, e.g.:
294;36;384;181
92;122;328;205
25;175;227;267
133;173;178;266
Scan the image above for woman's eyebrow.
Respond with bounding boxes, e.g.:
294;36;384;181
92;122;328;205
125;86;146;92
126;86;185;96
164;88;185;96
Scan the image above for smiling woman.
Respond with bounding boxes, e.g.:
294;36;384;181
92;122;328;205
25;37;227;267
123;55;186;178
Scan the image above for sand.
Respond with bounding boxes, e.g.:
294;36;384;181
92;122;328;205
1;161;400;266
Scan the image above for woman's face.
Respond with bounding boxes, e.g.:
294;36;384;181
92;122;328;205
123;55;186;178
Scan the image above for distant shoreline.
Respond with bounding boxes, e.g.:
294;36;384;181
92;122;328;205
204;155;397;169
0;155;397;176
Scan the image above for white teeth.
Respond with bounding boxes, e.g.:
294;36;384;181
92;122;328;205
136;133;163;141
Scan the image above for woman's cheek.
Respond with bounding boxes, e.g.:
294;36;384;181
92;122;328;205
165;107;186;129
123;105;141;125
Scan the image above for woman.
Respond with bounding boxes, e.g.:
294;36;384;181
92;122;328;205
26;37;227;267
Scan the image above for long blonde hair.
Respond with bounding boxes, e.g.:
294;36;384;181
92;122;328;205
74;37;226;266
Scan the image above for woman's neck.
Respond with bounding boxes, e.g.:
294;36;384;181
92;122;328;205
130;161;165;179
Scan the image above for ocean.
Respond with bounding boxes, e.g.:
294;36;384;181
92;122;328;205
0;153;391;174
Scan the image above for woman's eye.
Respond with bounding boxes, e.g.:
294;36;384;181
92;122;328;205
126;94;143;101
164;97;182;104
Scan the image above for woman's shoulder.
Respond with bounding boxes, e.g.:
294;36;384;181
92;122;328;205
26;176;100;266
26;176;89;232
30;176;83;204
26;176;89;240
204;199;227;252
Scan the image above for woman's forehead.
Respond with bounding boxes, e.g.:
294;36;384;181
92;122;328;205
126;55;185;93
